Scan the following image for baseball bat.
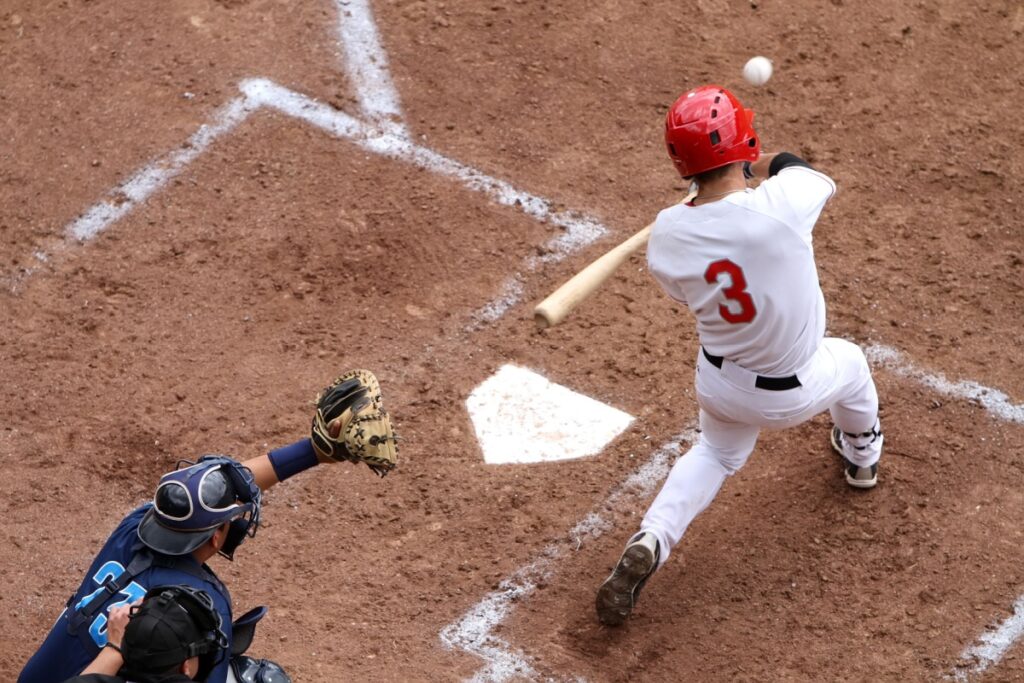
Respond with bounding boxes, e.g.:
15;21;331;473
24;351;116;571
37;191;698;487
533;191;695;329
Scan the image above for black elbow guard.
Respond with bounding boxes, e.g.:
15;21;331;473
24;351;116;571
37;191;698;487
768;152;813;177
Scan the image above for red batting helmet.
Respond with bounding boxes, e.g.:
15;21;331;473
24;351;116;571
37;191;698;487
664;85;760;178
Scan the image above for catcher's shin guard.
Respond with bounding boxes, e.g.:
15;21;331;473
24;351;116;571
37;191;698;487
596;531;660;626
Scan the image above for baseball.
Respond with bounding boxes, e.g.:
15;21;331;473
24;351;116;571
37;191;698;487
743;56;773;86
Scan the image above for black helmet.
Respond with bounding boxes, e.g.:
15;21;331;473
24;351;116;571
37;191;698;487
121;585;228;682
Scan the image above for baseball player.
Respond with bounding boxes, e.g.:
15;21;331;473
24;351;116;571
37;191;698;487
596;85;884;626
19;370;398;682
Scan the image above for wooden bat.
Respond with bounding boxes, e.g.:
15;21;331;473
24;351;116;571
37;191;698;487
533;191;695;329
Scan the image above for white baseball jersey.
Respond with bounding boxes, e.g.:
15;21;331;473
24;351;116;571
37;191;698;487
647;166;836;376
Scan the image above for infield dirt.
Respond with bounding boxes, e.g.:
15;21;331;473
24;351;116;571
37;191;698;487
2;1;1023;681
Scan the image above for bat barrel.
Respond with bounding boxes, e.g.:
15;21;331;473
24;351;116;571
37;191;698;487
533;301;563;329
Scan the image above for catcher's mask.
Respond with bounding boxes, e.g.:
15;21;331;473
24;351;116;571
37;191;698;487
664;84;760;178
121;584;228;682
138;455;261;560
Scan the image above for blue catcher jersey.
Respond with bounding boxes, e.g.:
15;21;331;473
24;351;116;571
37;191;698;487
18;504;234;683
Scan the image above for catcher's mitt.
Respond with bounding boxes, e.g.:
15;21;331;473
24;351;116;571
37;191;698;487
310;369;398;477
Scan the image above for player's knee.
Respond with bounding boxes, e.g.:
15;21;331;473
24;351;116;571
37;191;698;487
705;445;752;474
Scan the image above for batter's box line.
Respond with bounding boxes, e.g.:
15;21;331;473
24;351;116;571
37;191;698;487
863;342;1024;681
440;430;696;682
5;77;609;327
865;344;1024;424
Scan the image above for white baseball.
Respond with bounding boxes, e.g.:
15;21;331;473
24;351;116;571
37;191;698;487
743;56;773;86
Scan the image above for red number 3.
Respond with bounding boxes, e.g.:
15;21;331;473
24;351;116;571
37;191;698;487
704;259;757;324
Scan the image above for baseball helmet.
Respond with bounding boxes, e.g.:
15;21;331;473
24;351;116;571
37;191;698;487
122;584;229;682
138;455;261;560
664;85;760;178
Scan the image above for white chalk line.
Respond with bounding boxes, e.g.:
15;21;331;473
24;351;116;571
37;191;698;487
440;431;696;682
4;96;256;291
335;0;406;137
866;344;1024;425
952;595;1024;681
7;85;607;320
241;78;608;326
70;96;257;245
865;343;1024;679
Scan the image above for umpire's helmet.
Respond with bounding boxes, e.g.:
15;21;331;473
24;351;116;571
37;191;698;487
664;85;760;178
121;584;228;682
138;456;261;559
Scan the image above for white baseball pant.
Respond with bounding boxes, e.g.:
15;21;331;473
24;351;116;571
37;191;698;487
641;337;883;566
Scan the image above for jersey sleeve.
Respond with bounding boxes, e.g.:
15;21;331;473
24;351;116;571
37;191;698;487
757;166;836;243
646;209;689;305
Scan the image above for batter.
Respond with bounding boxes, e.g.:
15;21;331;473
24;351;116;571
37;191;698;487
596;84;884;626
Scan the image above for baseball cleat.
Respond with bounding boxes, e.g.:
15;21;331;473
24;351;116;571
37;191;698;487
830;426;878;489
596;531;660;626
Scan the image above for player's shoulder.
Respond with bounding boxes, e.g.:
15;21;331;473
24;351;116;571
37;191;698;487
652;201;698;236
763;165;836;195
145;561;231;609
654;201;688;226
649;203;696;259
93;503;152;559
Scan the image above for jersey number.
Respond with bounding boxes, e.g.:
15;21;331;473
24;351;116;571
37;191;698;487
704;259;757;324
75;561;147;647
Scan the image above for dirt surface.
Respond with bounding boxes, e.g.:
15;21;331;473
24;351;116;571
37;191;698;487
2;0;1023;681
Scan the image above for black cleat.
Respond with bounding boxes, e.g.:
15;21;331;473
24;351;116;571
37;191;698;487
831;425;878;489
596;531;660;626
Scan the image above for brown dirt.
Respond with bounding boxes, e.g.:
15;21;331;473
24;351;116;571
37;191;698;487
2;0;1023;681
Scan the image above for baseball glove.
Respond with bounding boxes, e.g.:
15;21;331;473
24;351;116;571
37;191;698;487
310;369;398;477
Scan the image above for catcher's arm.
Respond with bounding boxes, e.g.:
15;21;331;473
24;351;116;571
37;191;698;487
244;454;283;491
246;370;399;487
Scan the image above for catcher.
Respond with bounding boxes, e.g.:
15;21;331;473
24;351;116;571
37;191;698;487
19;370;398;683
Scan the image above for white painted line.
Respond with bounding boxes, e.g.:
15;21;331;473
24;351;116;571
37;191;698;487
865;344;1024;424
242;79;606;241
68;96;255;243
472;275;525;326
11;76;608;302
952;595;1024;681
466;365;633;465
334;0;407;136
868;342;1024;678
440;431;696;682
242;78;609;322
5;96;255;291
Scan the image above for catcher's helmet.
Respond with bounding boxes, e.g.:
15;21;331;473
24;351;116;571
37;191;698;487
138;456;261;560
664;85;760;178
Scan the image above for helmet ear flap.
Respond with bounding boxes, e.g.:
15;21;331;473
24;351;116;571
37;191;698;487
219;511;253;560
191;456;261;560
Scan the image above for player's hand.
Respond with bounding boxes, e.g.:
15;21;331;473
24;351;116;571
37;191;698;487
106;601;139;649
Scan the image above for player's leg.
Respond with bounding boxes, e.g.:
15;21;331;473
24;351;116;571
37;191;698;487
596;409;759;625
818;338;883;487
642;410;760;561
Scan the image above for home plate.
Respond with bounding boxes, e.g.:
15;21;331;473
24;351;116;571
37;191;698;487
466;364;634;465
